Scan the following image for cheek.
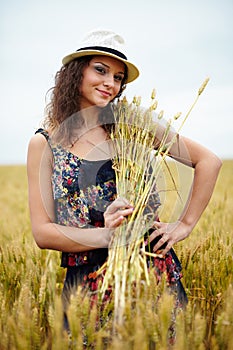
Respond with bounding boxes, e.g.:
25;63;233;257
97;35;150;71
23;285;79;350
81;70;96;86
113;83;122;96
80;75;94;95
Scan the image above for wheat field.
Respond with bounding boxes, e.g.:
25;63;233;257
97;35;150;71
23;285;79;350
0;160;232;349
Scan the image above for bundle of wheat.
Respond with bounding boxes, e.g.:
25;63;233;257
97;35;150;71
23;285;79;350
98;79;210;327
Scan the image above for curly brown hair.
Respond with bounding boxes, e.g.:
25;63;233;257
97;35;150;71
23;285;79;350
43;56;128;145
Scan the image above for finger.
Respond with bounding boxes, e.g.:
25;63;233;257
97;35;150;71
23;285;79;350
107;215;125;228
104;207;134;221
147;228;163;244
152;234;169;253
114;197;132;208
152;221;161;228
105;197;133;214
117;207;134;218
152;221;168;231
161;241;173;256
104;207;134;228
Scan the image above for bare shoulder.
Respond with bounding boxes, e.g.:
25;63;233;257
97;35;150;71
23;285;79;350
27;131;52;168
28;131;48;148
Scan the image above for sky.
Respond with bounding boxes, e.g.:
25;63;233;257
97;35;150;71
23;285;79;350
1;0;232;164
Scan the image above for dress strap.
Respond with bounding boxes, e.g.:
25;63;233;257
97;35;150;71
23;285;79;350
35;128;49;141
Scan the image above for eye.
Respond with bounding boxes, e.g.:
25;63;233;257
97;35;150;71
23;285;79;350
114;74;124;82
94;65;106;74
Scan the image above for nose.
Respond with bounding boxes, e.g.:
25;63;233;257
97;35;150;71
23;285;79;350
103;73;115;87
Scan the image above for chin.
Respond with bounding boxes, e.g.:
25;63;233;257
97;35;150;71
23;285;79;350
95;101;110;108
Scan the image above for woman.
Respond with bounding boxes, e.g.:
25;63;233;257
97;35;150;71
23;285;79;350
27;29;222;336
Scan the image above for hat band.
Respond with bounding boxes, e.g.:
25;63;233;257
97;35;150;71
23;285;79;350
76;46;128;60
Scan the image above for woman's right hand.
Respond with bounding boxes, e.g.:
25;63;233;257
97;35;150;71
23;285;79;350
104;197;134;228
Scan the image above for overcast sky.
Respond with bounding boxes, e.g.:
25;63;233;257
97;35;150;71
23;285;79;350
1;0;232;164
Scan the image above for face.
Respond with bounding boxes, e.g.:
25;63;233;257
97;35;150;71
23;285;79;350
80;55;126;109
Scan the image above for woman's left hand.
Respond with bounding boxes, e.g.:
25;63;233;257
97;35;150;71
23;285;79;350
147;221;192;256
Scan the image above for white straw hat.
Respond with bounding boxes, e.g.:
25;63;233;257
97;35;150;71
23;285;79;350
62;29;139;83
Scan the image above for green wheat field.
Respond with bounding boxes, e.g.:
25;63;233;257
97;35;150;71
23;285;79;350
0;160;232;350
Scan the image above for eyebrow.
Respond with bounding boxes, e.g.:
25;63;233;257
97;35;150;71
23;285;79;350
94;61;125;75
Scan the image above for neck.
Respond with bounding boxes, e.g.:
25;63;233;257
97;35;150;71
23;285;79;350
80;106;102;129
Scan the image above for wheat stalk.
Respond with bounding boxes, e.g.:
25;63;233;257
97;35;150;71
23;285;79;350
98;78;210;327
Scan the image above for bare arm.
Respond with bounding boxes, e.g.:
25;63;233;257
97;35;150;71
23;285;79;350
171;135;222;228
27;134;114;252
150;132;222;254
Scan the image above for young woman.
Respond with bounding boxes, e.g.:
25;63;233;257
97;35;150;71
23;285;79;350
27;29;222;334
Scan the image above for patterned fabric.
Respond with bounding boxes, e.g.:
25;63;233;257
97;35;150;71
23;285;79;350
35;128;187;303
52;148;115;267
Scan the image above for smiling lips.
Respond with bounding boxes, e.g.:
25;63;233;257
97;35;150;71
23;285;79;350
97;89;112;98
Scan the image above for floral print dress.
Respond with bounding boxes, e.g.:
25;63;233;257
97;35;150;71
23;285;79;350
35;128;187;322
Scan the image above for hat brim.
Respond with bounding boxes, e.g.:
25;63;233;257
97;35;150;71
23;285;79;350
62;50;139;84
